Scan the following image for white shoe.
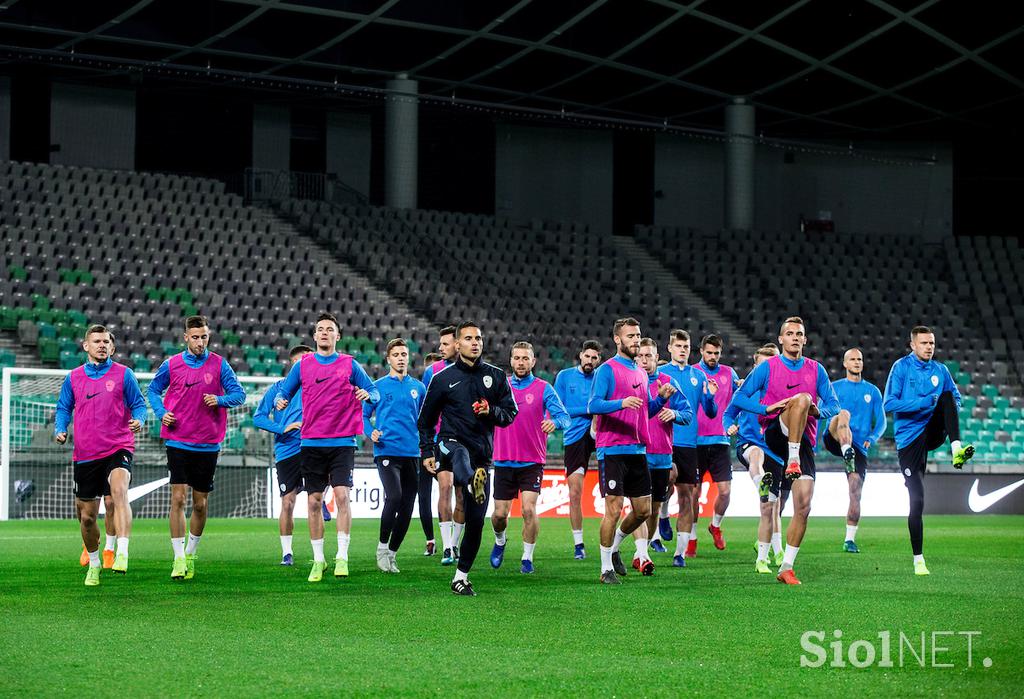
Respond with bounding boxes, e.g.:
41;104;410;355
376;547;390;572
388;551;400;574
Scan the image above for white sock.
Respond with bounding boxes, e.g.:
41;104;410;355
171;537;185;558
600;545;613;573
712;513;724;528
635;537;648;560
281;535;293;556
116;537;129;557
311;538;325;563
914;554;925;564
439;521;453;550
689;524;697;539
185;534;201;555
453;568;468;583
757;541;770;562
781;544;799;570
494;529;507;546
771;532;783;554
88;549;101;568
572;529;584;546
846;525;858;542
523;542;536;561
337;532;351;560
660;499;671;518
675;531;690;556
453;521;465;545
788;442;801;463
104;534;116;551
377;541;388;553
612;527;627;553
951;440;962;457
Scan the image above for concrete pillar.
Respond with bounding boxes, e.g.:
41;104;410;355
385;74;418;209
724;97;755;231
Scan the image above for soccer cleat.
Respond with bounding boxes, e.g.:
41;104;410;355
658;516;673;541
573;544;586;560
334;556;349;578
102;549;115;569
708;524;726;550
755;559;772;574
376;548;391;573
520;559;534;574
785;460;802;480
599;570;622;585
423;540;436;556
184;553;197;580
490;543;505;569
280;553;294;566
453;545;461;561
952;444;975;469
650;539;667;553
843;540;860;554
777;568;802;585
171;556;187;579
914;559;930;576
685;538;697;558
112;553;128;574
79;545;89;567
672;555;687;568
441;548;455;566
322;501;332;522
471;467;487;505
632;557;655;576
85;566;100;587
842;447;857;474
611;551;627;576
451;579;476;596
769;549;782;568
388;553;400;574
307;560;327;582
758;472;773;503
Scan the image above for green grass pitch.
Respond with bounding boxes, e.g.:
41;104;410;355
0;515;1021;697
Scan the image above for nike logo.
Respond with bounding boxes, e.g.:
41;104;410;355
316;377;331;384
968;477;1024;513
632;383;642;389
449;381;461;388
99;476;170;514
85;392;100;399
786;383;800;390
185;381;200;388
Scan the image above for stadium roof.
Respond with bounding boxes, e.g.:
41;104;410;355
1;0;1022;139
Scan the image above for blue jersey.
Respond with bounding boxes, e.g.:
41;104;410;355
660;363;717;448
883;354;960;450
362;373;426;458
253;379;304;462
553;366;596;446
820;378;886;454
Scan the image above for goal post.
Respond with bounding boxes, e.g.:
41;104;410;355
1;366;279;520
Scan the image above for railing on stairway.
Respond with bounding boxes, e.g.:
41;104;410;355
244;168;368;207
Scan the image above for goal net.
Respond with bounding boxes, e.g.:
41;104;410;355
1;367;278;520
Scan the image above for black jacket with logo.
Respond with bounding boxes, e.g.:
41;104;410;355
417;356;518;462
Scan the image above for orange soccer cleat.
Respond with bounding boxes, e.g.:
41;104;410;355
102;549;115;569
708;524;726;550
79;545;89;567
777;568;802;585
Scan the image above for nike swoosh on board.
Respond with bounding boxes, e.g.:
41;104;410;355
968;477;1024;512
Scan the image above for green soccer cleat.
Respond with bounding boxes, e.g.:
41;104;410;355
112;553;129;574
308;560;327;582
171;556;187;579
85;566;100;586
471;467;487;505
843;540;860;554
754;559;771;574
768;549;782;568
184;554;197;580
952;444;975;469
914;559;930;576
334;556;349;578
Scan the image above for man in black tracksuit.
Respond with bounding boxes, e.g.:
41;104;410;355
419;321;518;596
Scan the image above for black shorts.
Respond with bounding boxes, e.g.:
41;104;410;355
897;404;954;481
564;432;596;477
599;454;651;498
735;441;758;470
697;444;732;482
275;453;304;496
167;446;218;492
763;416;816;496
823;431;868;480
650;469;672;503
302;446;355;493
672;446;699;485
74;449;133;500
493;464;544;501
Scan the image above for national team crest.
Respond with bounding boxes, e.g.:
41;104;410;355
864;394;871;403
410;389;419;399
526;393;535;404
931;375;939;387
483;376;493;388
105;380;115;392
204;372;213;384
690;377;698;386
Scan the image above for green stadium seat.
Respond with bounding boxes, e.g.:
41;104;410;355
160;340;178;356
0;307;16;331
0;350;16;368
77;270;94;285
406;339;421;355
130;354;151;372
981;384;999;398
222;331;241;346
38;337;59;363
67;310;88;326
9;265;27;281
58;339;79;354
59;268;76;283
956;372;971;385
59;351;80;370
145;286;162;301
943;360;960;374
37;322;56;339
31;294;50;311
975;429;994;444
993;396;1010;411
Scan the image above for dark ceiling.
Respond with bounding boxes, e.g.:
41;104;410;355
0;0;1022;139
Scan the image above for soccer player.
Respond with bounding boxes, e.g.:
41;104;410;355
588;318;673;585
418;321;517;596
553;339;602;559
422;326;465;564
253;345;313;565
148;315;246;580
693;334;739;552
55;325;146;585
724;343;783;574
636;338;692;572
490;342;570;574
275;313;380;582
732;317;840;585
363;338;426;573
822;348;886;553
883;326;974;575
659;330;717;565
417;351;443;555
